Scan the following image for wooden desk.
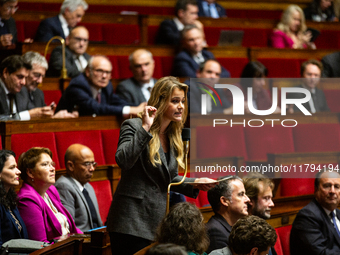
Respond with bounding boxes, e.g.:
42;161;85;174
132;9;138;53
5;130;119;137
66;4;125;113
29;236;84;255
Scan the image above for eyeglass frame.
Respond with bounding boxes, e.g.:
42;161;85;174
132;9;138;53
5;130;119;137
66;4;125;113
75;161;98;169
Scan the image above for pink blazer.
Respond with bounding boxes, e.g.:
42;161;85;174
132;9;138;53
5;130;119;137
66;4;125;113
17;183;82;242
269;30;294;48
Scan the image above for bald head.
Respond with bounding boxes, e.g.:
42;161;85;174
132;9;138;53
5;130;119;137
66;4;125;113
129;49;155;84
67;26;89;56
65;143;96;185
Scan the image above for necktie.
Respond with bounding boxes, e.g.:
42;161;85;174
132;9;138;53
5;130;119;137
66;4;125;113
82;188;99;229
7;93;15;115
96;92;101;104
330;211;340;237
312;92;318;112
207;4;212;17
77;56;84;72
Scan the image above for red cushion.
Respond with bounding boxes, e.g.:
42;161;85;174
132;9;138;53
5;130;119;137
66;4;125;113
217;57;249;78
15;21;25;42
78;23;103;42
161;56;175;77
11;133;60;169
147;26;159;45
55;130;105;168
152;56;164;78
314;30;340;49
107;56;119;79
257;58;301;78
89;180;112;224
275;225;292;255
116;56;132;79
23;21;40;40
323;89;340;112
273;229;284;255
43;90;62;106
280;178;314;196
185;196;202;207
102;24;140;45
101;129;120;165
293;124;340;152
244;126;295;161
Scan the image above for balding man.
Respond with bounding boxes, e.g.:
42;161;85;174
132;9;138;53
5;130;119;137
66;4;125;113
55;144;103;232
116;49;157;106
47;26;90;78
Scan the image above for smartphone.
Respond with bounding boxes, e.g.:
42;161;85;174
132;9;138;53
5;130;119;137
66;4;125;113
50;102;56;110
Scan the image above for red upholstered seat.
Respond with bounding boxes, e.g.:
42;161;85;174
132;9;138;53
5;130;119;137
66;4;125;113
315;30;340;49
185;196;202;207
152;56;164;78
101;129;120;165
15;21;25;42
160;56;175;77
273;229;284;255
43;90;62;106
244;126;295;161
292;123;340;152
280;178;314;197
323;90;340;112
227;9;282;19
107;56;119;79
275;225;292;255
55;130;105;168
116;56;132;79
11;133;60;169
196;126;248;160
198;191;210;207
22;21;40;41
147;26;159;45
79;23;103;42
217;57;249;78
256;59;301;78
102;24;140;45
89;180;113;224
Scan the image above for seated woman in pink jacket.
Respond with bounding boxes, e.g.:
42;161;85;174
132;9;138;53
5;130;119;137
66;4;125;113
17;147;82;243
269;4;316;49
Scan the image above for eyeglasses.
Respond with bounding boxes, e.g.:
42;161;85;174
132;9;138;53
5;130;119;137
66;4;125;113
32;72;45;79
78;161;98;169
72;37;89;43
40;161;56;168
5;6;18;12
91;68;111;76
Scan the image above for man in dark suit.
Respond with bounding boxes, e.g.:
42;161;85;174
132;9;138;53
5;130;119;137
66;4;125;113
0;0;18;48
47;26;90;78
55;144;103;232
155;0;205;47
290;170;340;255
206;176;250;253
35;0;88;42
197;0;226;18
0;55;56;120
55;55;145;117
288;59;329;114
243;173;277;255
116;49;157;106
172;25;230;78
321;51;340;77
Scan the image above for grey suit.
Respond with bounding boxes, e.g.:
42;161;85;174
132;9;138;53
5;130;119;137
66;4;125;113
106;118;198;242
116;78;157;106
55;175;103;232
321;52;340;77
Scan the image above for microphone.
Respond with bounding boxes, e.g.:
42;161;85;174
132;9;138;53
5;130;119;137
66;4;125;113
182;128;190;156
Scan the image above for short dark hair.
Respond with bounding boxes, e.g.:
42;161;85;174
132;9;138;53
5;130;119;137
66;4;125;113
145;244;187;255
0;0;16;6
314;170;340;193
208;176;243;213
229;216;277;254
181;24;200;40
301;59;323;76
175;0;197;16
240;61;268;90
0;55;31;76
0;150;17;209
198;59;221;73
156;202;209;254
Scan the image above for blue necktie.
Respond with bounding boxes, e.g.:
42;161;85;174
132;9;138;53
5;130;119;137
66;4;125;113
330;211;340;237
83;188;99;228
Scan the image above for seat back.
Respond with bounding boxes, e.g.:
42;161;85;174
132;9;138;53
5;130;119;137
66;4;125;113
89;180;113;224
275;225;292;255
101;129;120;165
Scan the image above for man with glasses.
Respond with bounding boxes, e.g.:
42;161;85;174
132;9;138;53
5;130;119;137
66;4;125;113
35;0;88;42
55;55;146;117
55;144;103;232
0;0;18;48
47;26;91;78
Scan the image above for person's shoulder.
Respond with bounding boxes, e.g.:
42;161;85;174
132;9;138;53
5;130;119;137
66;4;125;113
123;117;142;126
323;51;340;61
55;175;72;186
41;15;59;24
160;19;175;26
117;77;135;87
175;50;190;59
69;73;88;86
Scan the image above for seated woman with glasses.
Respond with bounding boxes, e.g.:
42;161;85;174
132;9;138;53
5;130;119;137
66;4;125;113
0;150;28;247
17;147;82;243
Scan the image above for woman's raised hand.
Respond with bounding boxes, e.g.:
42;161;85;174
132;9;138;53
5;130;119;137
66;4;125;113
142;105;157;132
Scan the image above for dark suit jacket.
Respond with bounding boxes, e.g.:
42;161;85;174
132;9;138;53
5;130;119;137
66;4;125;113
155;19;181;46
0;204;28;247
206;213;232;253
172;49;230;78
116;77;157;106
321;52;340;77
0;17;17;44
197;0;227;17
185;79;232;114
289;85;330;113
55;175;103;232
35;15;65;42
106;118;198;241
290;198;340;255
17;86;46;108
46;46;91;78
55;73;129;116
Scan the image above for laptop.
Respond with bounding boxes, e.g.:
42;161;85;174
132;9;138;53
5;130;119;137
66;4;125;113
218;30;244;47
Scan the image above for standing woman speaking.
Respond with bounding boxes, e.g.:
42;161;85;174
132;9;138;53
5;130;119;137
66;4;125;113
106;76;214;255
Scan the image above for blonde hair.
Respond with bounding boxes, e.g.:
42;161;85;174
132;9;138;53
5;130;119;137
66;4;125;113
145;76;188;168
277;4;307;34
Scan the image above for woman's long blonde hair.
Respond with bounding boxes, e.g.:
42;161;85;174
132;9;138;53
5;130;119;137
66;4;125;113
145;76;188;168
277;4;307;34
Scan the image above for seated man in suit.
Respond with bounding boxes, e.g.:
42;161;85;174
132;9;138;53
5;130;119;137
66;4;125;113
116;49;156;106
243;173;277;255
290;170;340;255
47;26;90;78
197;0;226;18
321;51;340;77
0;0;18;48
21;51;78;118
206;176;250;253
188;59;232;114
55;55;146;117
210;216;277;255
55;144;103;232
155;0;205;47
288;59;329;114
172;25;230;78
35;0;88;42
0;55;56;120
